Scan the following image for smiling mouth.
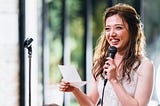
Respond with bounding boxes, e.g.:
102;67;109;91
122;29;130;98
111;39;119;43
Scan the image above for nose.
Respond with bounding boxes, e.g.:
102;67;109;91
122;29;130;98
110;29;116;37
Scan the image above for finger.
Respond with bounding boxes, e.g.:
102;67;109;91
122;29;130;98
106;59;113;65
59;81;69;91
103;64;109;69
106;57;113;60
105;60;110;64
59;86;65;91
61;79;69;84
59;85;68;91
104;71;110;80
104;62;110;69
59;84;65;90
103;69;107;75
60;82;67;87
105;63;110;67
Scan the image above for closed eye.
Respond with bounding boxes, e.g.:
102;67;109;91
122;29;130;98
105;27;110;31
116;26;123;30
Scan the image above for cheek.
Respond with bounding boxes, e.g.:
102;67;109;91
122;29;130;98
122;35;130;46
105;32;109;39
124;34;130;42
119;31;130;41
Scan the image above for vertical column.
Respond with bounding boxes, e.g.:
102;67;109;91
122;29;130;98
83;0;93;93
41;0;48;105
133;0;141;15
19;0;26;105
62;0;71;105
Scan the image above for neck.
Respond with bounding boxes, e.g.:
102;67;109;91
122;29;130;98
115;48;128;60
114;51;126;75
115;53;124;62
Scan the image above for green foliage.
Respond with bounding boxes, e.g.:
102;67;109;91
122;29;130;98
47;0;63;83
143;0;160;43
68;0;82;19
49;37;62;82
47;0;62;38
92;0;108;47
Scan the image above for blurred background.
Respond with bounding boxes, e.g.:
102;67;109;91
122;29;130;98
0;0;160;106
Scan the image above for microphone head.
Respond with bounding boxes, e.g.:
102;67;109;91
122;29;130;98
108;46;117;59
24;38;33;48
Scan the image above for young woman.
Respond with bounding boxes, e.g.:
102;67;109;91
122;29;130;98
59;3;154;106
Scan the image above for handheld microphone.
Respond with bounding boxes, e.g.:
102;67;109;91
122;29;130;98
96;46;117;106
104;46;117;86
97;46;117;106
108;46;117;59
99;46;117;106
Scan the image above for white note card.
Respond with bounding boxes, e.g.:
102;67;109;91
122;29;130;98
58;65;87;88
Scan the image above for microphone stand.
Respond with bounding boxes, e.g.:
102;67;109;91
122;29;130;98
24;38;33;106
28;45;32;106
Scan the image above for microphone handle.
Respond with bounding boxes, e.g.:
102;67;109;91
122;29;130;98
104;78;107;86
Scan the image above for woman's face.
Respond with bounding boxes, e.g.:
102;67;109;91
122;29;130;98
105;14;130;52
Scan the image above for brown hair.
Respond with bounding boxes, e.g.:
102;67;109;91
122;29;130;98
92;3;146;81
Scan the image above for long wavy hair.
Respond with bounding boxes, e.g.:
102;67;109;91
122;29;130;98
92;3;146;81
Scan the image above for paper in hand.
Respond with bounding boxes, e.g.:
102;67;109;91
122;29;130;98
58;65;87;88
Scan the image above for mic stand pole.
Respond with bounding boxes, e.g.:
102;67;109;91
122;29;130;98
24;38;33;106
27;45;32;106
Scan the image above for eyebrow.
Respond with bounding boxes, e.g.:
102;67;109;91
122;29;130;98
105;24;124;27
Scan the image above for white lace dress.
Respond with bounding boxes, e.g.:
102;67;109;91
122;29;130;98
97;58;148;106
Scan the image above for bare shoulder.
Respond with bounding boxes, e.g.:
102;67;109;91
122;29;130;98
135;58;154;105
137;58;154;76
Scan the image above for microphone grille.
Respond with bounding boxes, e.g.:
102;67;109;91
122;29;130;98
108;46;117;59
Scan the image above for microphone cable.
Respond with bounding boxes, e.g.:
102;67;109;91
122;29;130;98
101;79;107;106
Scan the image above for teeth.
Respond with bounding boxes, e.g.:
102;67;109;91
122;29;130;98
111;39;119;42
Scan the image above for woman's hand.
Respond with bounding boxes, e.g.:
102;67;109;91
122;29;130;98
59;79;76;92
103;57;117;81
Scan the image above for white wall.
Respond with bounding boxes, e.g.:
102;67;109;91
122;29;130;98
0;0;19;106
0;0;40;106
